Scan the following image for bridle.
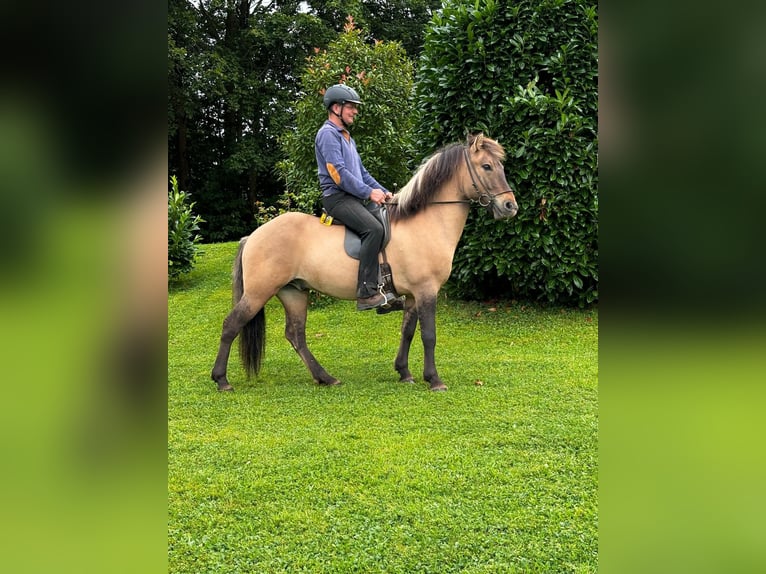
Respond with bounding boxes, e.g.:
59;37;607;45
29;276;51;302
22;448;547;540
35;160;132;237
384;145;516;212
461;146;516;206
426;146;515;208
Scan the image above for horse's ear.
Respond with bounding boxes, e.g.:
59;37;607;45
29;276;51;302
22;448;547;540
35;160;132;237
469;132;485;152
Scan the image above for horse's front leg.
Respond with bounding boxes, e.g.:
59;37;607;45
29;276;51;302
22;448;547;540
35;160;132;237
417;295;447;391
394;298;418;383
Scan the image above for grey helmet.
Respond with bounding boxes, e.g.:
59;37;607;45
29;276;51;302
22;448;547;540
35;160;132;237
323;84;362;109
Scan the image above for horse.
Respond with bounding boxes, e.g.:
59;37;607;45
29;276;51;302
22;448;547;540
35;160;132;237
211;133;518;392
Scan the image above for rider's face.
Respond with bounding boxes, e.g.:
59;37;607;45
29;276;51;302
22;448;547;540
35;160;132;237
342;103;358;123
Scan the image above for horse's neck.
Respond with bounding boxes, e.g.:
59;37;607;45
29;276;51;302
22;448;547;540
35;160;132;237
412;185;471;253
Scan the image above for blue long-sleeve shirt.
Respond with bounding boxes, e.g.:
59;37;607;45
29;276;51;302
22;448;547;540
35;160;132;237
315;120;388;199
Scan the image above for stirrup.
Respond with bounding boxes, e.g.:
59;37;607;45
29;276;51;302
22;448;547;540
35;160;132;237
376;287;405;314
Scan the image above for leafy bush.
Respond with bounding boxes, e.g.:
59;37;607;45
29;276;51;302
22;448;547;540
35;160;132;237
416;0;598;306
168;175;204;279
276;16;416;215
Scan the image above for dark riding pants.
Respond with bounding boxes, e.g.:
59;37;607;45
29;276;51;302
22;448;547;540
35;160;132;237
322;193;384;299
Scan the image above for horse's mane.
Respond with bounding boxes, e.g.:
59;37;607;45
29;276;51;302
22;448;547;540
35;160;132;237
388;133;505;222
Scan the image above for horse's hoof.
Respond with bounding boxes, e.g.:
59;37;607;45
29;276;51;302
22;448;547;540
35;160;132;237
429;384;448;391
217;384;234;392
317;378;342;386
400;377;415;384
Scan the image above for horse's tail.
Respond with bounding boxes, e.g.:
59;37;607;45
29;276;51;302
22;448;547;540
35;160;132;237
233;237;266;377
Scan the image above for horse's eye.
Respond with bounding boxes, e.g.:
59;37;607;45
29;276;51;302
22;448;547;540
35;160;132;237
482;164;492;171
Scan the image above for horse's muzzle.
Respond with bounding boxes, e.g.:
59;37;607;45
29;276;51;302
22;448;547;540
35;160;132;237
492;198;518;219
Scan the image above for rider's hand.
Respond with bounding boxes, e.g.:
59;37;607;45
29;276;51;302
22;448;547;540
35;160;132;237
369;188;387;205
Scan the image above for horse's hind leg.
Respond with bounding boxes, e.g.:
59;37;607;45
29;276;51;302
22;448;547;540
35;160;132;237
210;299;250;391
394;298;418;383
211;297;261;391
277;286;340;386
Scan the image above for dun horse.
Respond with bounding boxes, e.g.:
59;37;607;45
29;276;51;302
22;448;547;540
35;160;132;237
211;133;518;392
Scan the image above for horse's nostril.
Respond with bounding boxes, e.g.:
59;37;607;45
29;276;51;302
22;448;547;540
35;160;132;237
505;201;514;210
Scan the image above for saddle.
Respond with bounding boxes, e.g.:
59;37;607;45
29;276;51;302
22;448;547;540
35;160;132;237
319;204;403;313
320;203;391;260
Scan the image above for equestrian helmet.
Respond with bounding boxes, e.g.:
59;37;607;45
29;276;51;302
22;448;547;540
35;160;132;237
323;84;362;109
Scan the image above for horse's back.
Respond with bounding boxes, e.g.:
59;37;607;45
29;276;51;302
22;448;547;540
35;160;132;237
248;211;313;237
240;211;357;299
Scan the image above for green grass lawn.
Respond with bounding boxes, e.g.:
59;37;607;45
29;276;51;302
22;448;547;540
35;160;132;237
169;242;598;573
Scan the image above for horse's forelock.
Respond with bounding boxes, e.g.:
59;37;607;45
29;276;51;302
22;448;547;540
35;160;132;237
483;138;506;162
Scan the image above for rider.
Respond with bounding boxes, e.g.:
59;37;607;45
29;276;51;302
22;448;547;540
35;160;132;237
315;84;394;311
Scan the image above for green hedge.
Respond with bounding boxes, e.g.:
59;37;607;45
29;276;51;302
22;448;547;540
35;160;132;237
416;0;598;306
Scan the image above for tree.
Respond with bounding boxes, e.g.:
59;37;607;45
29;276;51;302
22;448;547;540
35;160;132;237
168;0;334;241
416;0;598;306
307;0;442;57
168;0;203;193
276;16;415;215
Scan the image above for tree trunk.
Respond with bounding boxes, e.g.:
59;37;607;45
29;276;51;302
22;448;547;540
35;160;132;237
176;118;190;191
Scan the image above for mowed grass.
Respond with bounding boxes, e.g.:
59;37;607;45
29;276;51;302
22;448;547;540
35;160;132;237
169;242;598;573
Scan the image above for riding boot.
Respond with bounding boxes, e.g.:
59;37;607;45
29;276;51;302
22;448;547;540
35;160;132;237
356;292;387;311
